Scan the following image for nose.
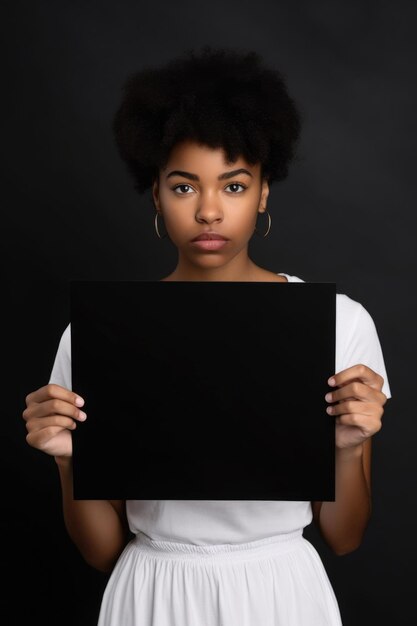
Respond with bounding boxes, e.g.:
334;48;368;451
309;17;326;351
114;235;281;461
195;192;223;224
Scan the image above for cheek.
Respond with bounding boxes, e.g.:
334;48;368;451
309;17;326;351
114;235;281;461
240;208;259;231
163;211;190;241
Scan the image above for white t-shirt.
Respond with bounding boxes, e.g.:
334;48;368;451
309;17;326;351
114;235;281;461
49;273;392;545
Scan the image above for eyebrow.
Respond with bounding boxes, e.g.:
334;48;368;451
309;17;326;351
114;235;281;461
166;168;253;181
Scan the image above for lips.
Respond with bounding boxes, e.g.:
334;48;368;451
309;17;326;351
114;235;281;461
191;232;229;242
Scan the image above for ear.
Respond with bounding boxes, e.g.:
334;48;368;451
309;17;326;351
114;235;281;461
258;178;270;213
152;177;161;212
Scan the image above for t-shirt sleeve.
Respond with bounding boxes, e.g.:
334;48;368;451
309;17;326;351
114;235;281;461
338;300;392;399
48;323;72;390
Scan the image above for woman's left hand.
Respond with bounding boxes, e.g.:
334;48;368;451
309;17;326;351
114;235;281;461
325;364;388;450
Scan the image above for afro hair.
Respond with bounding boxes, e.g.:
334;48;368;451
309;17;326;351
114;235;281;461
112;45;302;194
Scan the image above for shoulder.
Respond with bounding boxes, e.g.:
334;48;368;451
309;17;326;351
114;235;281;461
336;292;365;327
335;292;379;341
59;323;72;355
281;272;379;346
280;272;368;324
279;273;392;397
52;322;72;366
48;322;72;388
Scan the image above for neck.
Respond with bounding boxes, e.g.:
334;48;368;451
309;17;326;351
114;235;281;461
162;252;263;282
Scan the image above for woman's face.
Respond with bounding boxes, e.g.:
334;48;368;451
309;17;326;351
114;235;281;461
152;140;269;272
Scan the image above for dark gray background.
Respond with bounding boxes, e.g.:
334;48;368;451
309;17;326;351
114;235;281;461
3;1;416;624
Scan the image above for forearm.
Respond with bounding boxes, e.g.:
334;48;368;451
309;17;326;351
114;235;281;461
55;457;129;572
317;444;371;556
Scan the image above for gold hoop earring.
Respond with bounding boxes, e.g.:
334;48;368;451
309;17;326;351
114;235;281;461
255;209;271;238
154;212;167;239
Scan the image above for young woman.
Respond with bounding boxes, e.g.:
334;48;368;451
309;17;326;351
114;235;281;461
22;46;391;625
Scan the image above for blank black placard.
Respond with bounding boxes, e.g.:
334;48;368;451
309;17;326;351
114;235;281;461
70;280;336;501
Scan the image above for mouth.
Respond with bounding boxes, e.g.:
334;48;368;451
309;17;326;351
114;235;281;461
191;232;229;242
190;236;229;251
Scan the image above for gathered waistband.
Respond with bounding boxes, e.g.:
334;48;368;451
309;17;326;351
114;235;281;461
131;529;305;564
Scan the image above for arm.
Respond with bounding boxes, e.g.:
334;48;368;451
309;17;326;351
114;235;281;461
56;457;130;573
312;364;387;556
312;437;372;556
23;384;131;574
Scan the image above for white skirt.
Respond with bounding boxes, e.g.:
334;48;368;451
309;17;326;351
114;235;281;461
97;528;343;625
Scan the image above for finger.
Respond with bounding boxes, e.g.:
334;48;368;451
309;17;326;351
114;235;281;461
23;398;87;422
328;364;384;392
335;414;383;434
26;426;70;450
326;382;386;404
327;400;384;418
26;415;77;433
25;384;85;409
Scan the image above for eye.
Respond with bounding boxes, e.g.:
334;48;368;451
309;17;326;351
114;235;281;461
225;183;247;193
172;184;194;194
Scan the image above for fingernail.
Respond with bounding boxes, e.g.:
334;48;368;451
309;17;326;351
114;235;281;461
325;393;332;402
328;377;336;386
75;396;85;407
78;411;87;420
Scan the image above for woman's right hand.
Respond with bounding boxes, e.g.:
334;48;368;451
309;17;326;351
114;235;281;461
22;384;87;458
